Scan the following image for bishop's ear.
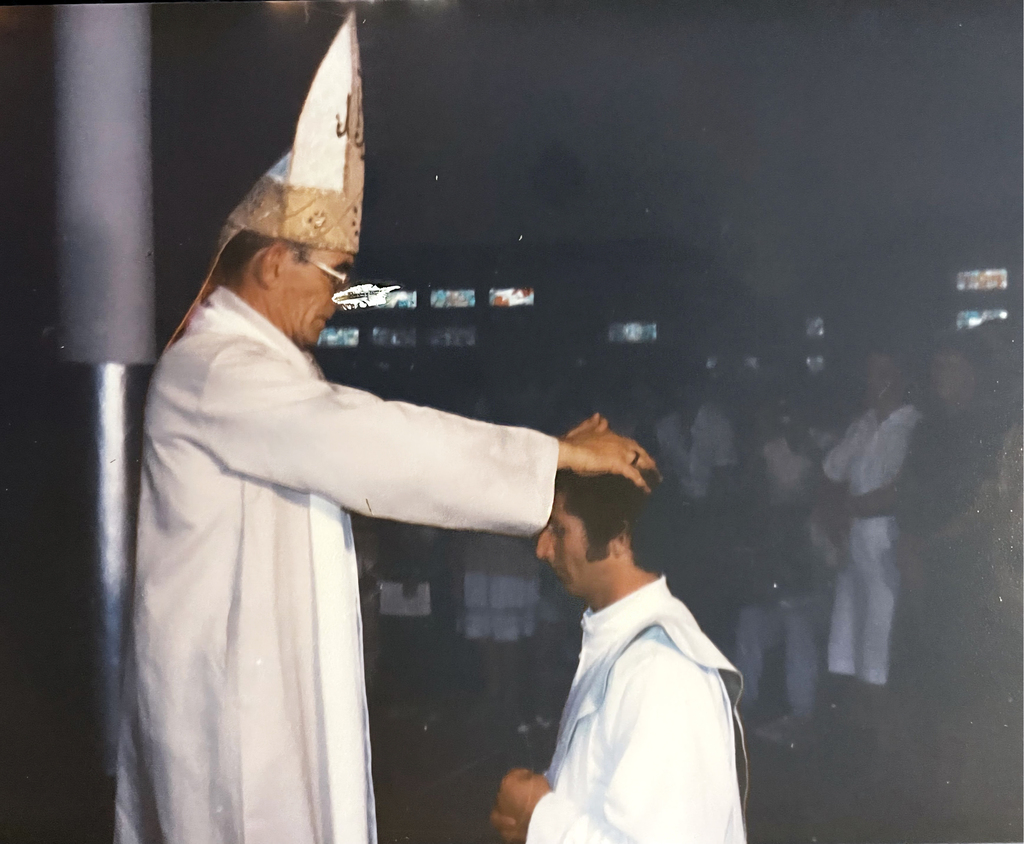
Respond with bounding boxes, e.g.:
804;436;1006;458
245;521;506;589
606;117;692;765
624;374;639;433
253;240;295;290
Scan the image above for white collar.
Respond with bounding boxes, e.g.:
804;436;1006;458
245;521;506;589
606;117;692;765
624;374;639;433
581;576;671;648
188;286;322;379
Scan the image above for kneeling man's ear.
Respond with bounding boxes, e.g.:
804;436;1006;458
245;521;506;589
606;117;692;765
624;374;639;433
608;528;631;556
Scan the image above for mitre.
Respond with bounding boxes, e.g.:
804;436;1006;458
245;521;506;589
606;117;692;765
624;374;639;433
172;10;364;343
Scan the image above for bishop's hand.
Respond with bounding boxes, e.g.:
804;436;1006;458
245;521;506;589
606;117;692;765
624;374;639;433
490;768;551;844
557;414;660;492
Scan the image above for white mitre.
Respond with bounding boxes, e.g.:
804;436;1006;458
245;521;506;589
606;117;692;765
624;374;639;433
220;11;364;255
172;10;364;342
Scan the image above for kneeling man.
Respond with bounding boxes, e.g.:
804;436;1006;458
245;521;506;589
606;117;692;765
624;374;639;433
491;471;747;844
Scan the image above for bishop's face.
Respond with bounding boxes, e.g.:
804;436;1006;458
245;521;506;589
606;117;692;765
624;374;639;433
535;493;595;599
278;247;355;348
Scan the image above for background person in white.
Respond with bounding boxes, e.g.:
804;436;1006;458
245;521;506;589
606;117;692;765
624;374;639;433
491;471;745;844
817;348;920;708
114;14;657;844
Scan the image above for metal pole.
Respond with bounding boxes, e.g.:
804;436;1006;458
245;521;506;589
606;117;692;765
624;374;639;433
55;3;155;775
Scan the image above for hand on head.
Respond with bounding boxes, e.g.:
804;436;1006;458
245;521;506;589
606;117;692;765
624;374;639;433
557;414;660;492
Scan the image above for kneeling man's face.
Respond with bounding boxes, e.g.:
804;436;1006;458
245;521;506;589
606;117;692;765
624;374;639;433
536;493;594;598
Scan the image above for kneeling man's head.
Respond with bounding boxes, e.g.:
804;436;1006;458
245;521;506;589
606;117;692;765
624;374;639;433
536;469;660;605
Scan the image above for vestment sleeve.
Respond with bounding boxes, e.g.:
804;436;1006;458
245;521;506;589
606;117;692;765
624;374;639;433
193;343;558;534
526;644;740;844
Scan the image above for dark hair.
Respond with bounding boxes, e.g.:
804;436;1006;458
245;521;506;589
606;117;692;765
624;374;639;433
213;229;307;287
554;469;660;561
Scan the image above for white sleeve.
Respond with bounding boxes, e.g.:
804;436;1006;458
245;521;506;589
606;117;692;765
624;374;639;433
191;342;559;534
527;645;739;844
874;411;920;486
822;418;862;484
527;792;633;844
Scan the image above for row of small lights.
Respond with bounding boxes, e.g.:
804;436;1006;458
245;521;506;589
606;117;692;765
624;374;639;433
955;268;1010;332
318;321;660;349
344;287;536;310
321;269;1012;358
794;266;1013;373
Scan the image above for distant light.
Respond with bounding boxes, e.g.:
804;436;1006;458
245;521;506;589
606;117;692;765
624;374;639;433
608;322;657;344
743;356;760;371
373;288;417;309
317;326;359;348
956;309;1008;330
806;355;826;374
957;269;1007;291
371;327;416;348
489;288;534;307
805;316;825;339
430;289;475;308
427;326;476;348
706;355;719;371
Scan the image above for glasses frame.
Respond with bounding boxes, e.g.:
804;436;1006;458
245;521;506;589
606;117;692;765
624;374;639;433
307;259;354;296
296;250;402;308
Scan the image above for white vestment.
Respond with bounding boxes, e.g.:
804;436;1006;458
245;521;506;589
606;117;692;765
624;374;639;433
528;578;746;844
114;287;559;844
823;404;920;685
654;403;737;500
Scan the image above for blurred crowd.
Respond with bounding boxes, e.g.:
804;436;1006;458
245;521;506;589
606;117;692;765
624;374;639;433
350;323;1021;830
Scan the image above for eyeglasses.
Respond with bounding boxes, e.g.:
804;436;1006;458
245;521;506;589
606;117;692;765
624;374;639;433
301;253;400;308
307;259;354;297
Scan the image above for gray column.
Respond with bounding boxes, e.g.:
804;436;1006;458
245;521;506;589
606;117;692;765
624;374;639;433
56;4;154;365
55;3;155;775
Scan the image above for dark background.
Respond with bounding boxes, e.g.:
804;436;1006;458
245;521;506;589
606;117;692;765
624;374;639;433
3;1;1021;401
0;1;1020;841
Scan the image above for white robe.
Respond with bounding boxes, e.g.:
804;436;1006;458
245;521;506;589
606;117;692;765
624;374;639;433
528;578;746;844
114;287;559;844
823;404;920;685
653;403;737;500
